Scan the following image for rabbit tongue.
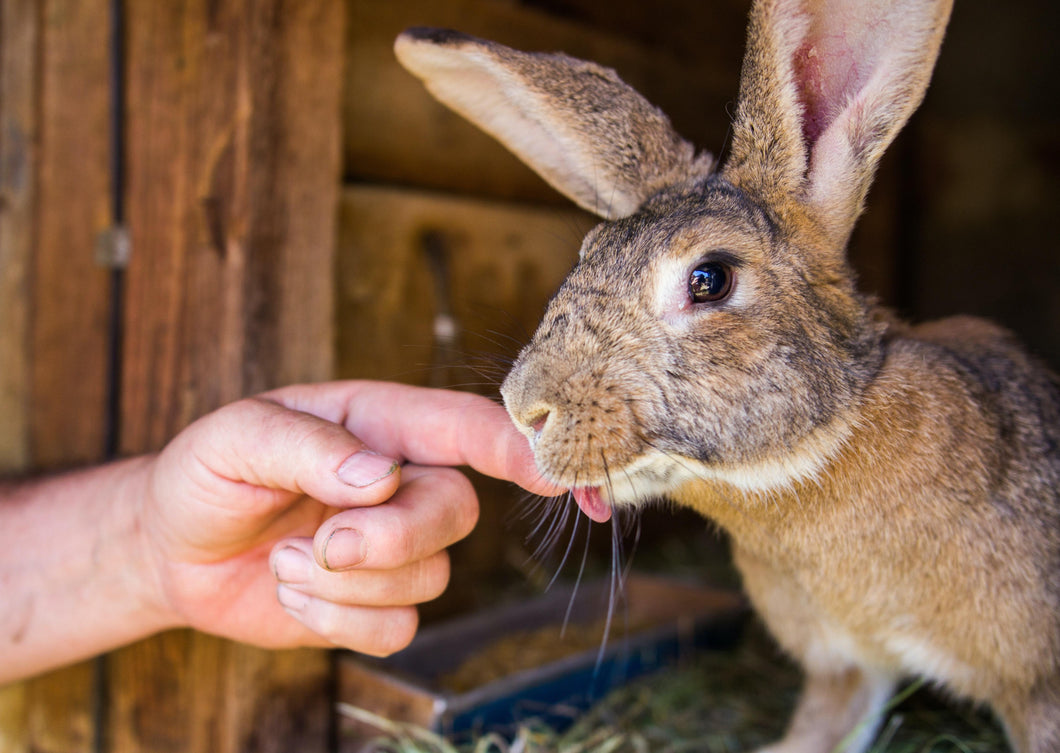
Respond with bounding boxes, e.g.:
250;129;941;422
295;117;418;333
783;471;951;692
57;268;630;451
571;486;612;523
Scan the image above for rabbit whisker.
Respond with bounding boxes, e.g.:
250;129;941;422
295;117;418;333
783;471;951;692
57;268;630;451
560;492;596;637
544;499;582;592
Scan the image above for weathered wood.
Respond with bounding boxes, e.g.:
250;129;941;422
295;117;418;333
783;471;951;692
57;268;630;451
345;0;740;204
0;0;37;475
336;185;592;385
0;684;26;753
0;1;112;751
108;1;343;751
29;0;114;471
269;0;343;389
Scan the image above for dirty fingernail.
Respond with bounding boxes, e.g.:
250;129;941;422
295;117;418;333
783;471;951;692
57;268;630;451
337;451;399;488
322;527;367;571
276;584;310;613
272;546;310;585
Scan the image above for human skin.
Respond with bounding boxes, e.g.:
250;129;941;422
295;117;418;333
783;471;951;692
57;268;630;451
0;381;559;684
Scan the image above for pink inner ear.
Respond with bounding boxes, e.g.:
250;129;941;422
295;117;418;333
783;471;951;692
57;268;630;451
793;41;832;145
791;3;884;148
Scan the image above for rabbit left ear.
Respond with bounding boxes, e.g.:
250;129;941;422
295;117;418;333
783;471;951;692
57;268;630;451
726;0;953;244
395;28;713;220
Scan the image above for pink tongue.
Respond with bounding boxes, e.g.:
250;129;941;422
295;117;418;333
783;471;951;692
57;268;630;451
571;486;612;523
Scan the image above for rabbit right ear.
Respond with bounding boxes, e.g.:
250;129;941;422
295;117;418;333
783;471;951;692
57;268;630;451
395;29;713;220
726;0;953;246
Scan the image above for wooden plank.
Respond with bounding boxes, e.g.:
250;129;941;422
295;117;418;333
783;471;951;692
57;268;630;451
108;1;342;751
29;0;113;470
119;0;243;452
0;6;44;753
336;185;595;615
267;0;342;388
0;0;37;475
345;0;740;204
0;1;112;751
120;0;340;451
0;684;27;753
336;185;593;385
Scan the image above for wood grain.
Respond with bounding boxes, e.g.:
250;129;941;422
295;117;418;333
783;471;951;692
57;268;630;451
0;1;111;751
29;0;113;470
336;185;592;386
108;1;343;751
0;0;37;474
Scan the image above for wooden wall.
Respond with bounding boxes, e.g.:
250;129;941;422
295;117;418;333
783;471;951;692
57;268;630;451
1;0;1057;750
1;0;342;751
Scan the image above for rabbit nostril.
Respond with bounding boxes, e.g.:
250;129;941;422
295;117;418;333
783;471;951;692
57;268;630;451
529;412;549;435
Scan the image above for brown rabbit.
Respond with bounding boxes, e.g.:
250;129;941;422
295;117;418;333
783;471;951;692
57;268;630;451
395;1;1060;751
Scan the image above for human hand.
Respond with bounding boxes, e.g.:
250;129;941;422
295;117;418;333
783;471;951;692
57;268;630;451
137;381;558;656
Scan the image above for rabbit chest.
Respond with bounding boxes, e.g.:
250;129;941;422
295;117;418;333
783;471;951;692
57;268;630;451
671;333;1060;699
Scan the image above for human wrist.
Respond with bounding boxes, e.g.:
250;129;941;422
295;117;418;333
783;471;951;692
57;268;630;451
0;456;185;683
101;455;186;636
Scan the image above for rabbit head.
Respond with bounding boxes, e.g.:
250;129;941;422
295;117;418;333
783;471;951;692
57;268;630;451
394;0;951;521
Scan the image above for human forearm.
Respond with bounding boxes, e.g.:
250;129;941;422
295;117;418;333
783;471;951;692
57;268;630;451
0;456;178;684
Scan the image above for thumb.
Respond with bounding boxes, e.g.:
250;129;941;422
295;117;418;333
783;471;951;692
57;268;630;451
173;396;402;510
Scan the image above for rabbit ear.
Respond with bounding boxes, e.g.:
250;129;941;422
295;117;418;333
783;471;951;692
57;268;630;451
395;28;713;220
725;0;952;243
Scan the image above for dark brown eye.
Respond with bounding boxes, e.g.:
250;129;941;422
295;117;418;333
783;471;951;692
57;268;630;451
689;261;734;303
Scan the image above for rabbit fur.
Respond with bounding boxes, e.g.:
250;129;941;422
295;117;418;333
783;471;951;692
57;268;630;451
395;1;1060;751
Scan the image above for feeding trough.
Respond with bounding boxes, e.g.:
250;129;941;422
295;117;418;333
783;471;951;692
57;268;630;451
337;574;747;748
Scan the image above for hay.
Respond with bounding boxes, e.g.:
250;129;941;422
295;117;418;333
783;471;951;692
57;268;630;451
339;626;1009;753
439;617;654;694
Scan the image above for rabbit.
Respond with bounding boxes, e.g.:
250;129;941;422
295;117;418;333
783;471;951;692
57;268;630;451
394;1;1060;751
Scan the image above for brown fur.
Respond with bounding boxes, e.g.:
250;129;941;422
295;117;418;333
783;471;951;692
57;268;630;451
396;2;1060;750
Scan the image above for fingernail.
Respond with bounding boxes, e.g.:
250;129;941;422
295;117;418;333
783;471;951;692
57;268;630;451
322;527;367;571
276;584;310;613
272;547;310;584
337;451;398;488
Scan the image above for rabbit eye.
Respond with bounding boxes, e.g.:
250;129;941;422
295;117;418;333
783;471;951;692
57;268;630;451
689;262;734;304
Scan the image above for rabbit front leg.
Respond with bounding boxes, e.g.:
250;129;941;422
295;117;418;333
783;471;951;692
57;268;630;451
755;668;897;753
734;546;897;753
994;675;1060;753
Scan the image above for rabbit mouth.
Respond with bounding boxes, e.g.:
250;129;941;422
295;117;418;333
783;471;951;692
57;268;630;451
557;450;705;522
571;486;612;523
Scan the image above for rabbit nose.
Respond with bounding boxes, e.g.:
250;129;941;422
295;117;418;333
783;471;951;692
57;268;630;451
529;412;549;436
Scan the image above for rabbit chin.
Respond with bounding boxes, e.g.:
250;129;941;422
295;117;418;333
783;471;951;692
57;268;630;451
578;417;854;511
579;444;833;510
